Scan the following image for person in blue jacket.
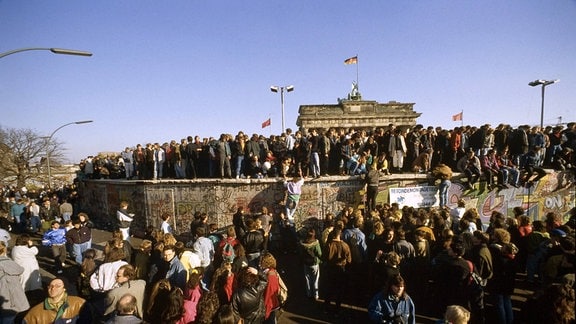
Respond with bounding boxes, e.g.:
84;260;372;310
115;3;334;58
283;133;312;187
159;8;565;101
42;221;67;274
368;274;415;324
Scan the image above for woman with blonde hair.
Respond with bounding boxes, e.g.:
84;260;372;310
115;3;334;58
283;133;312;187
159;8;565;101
444;305;470;324
260;252;281;324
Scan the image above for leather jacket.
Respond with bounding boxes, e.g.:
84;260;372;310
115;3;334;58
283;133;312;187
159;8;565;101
231;274;267;324
242;230;264;254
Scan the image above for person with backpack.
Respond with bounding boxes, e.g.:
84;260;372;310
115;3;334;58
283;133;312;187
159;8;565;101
298;228;322;300
260;252;281;324
214;226;241;268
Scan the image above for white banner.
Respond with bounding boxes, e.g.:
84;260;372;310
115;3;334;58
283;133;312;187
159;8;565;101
389;186;439;208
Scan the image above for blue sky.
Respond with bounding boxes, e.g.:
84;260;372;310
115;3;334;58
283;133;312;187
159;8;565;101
1;1;575;163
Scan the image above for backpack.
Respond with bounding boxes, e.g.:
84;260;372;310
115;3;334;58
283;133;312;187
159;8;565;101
221;241;236;263
276;270;288;307
348;231;364;264
466;260;486;291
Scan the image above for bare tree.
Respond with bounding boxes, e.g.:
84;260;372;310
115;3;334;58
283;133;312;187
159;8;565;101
0;127;64;189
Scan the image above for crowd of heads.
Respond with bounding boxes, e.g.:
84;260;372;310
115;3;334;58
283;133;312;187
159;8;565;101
74;122;576;182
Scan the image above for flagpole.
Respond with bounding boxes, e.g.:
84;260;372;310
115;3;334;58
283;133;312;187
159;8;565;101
461;110;464;127
356;54;359;91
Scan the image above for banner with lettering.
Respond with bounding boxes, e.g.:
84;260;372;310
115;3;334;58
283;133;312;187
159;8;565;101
389;186;439;208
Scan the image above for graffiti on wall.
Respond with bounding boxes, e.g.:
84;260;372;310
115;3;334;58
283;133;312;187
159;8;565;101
444;170;575;224
79;170;574;235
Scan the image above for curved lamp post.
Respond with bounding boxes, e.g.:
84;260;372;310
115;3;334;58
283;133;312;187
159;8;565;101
270;85;294;134
46;120;93;189
0;47;92;59
0;47;92;189
529;79;559;129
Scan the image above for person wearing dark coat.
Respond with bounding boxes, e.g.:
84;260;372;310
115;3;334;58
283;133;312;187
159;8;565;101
231;267;267;324
487;242;518;324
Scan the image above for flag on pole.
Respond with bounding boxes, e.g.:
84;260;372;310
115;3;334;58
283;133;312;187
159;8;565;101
261;118;271;128
452;111;463;121
344;56;358;64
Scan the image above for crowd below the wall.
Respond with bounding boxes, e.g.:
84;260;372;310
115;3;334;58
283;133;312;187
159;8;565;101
1;176;575;323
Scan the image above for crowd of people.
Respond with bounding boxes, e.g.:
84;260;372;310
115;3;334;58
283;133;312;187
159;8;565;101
1;121;575;323
75;123;576;186
1;181;575;323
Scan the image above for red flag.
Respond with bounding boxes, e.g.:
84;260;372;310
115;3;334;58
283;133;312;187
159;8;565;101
344;56;358;64
261;118;271;128
452;112;463;121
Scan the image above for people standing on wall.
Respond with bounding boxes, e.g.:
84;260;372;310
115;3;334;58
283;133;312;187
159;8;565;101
153;142;165;180
388;128;407;174
117;201;134;241
185;136;198;179
309;128;321;178
120;147;134;180
364;162;380;215
431;163;453;209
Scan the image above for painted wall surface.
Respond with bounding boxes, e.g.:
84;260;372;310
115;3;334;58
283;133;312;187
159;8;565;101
78;171;575;235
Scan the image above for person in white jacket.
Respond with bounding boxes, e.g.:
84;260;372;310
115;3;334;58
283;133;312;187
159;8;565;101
388;128;408;173
10;234;42;292
90;247;128;293
117;201;134;241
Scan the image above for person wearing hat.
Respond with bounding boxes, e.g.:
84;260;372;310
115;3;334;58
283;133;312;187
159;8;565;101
23;277;88;324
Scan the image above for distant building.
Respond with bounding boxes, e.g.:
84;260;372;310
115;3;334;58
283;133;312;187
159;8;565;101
296;99;421;131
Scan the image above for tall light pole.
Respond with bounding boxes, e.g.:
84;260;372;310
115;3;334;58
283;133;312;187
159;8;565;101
529;79;559;129
46;120;93;189
0;47;92;189
0;47;93;59
270;85;294;134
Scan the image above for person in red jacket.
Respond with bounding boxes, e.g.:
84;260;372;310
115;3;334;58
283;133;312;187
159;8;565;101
260;252;281;324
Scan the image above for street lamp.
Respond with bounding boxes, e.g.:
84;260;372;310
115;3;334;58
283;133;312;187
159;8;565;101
529;79;559;129
0;47;93;59
46;120;93;189
270;85;294;134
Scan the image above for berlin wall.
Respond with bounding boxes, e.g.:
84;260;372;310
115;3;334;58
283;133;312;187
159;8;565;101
78;171;575;236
